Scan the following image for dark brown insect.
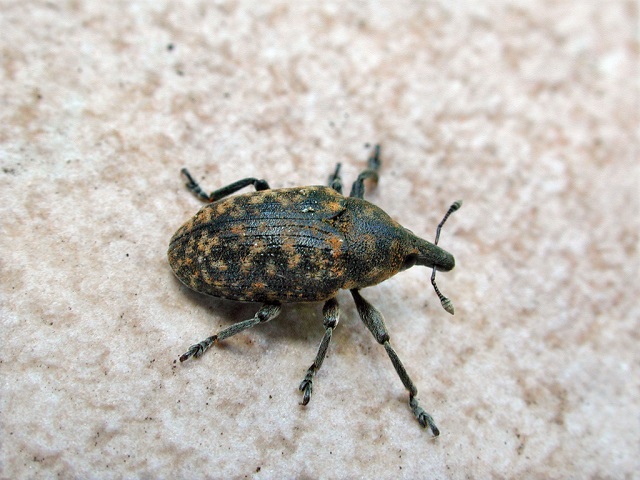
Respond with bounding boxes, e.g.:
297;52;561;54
168;145;461;436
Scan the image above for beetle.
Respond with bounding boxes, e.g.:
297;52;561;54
168;145;461;436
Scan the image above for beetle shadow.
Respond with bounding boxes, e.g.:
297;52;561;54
173;278;327;346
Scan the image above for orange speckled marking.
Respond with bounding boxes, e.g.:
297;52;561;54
230;224;246;236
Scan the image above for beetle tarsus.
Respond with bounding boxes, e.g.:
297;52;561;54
179;347;197;362
410;394;440;437
328;163;343;193
179;335;217;362
181;168;212;203
368;144;381;171
349;144;381;198
179;305;281;363
299;372;314;405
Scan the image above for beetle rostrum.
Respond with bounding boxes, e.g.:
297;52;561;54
168;145;461;436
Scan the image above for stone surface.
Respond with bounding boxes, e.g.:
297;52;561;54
1;2;638;478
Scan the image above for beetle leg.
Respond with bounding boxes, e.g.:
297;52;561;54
299;297;340;405
349;144;381;199
350;288;440;436
179;303;281;362
180;168;271;203
328;163;343;194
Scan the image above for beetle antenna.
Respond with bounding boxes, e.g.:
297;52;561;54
431;200;462;314
434;200;462;245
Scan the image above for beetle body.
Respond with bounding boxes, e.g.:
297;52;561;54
168;185;454;303
169;145;461;437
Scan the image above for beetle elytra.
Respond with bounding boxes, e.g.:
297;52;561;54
168;145;461;436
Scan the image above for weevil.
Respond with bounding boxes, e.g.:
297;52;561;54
168;145;461;436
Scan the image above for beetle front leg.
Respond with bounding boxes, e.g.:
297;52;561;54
179;303;281;362
299;297;340;405
350;289;440;436
181;168;271;203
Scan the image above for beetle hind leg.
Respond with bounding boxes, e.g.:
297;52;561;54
299;298;340;405
179;303;281;362
180;168;271;203
349;144;381;199
350;288;440;436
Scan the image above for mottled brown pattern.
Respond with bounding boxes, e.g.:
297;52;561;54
169;186;349;302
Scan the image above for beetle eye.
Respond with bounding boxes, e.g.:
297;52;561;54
401;254;418;271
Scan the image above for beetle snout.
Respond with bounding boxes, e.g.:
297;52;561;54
434;251;455;272
415;244;455;272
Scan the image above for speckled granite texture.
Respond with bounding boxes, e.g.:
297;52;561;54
1;2;638;478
